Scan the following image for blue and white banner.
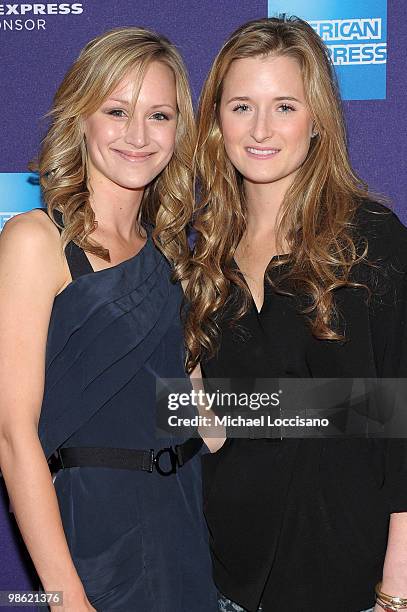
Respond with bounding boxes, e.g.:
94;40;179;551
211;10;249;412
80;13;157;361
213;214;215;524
268;0;387;100
0;173;41;231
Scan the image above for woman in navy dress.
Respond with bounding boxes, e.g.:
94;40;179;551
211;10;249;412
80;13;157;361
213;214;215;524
0;28;217;611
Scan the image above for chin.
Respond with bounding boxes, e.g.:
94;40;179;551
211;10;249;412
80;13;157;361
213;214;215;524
242;172;282;185
109;178;147;191
111;172;154;190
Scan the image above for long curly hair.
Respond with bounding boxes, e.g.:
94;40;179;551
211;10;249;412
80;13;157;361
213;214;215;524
31;27;195;279
185;16;383;373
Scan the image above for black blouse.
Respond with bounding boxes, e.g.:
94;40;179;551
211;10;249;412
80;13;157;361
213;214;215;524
201;201;407;612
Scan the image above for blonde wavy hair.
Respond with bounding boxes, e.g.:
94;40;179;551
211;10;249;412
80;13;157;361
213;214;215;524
185;16;384;372
31;27;195;276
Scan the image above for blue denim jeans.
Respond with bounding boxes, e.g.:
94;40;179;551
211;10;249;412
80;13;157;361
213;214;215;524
218;593;375;612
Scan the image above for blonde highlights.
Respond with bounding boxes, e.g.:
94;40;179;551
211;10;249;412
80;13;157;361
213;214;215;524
31;27;195;276
186;16;381;372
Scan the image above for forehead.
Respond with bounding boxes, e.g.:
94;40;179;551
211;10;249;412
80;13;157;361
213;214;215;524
221;54;305;99
107;60;177;102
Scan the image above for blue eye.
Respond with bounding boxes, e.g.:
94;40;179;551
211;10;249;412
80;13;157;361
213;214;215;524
278;104;295;113
107;109;126;118
232;103;250;113
151;112;169;121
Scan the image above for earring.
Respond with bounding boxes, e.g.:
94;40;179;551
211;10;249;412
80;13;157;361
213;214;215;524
311;127;319;138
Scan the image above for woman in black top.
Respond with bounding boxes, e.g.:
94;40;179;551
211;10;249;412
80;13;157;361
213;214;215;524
185;16;407;612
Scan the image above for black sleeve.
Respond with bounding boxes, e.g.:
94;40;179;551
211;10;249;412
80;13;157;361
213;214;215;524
367;205;407;512
382;266;407;513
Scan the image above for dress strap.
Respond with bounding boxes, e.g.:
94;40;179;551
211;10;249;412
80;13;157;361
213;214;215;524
36;207;93;280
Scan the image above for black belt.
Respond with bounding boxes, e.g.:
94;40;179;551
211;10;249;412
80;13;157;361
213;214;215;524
49;438;203;477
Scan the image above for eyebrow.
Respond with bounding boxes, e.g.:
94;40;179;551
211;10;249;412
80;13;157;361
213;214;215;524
226;95;302;104
107;98;176;110
150;104;177;110
108;98;130;105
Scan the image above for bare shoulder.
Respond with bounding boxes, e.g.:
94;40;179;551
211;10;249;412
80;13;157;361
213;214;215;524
0;209;67;296
1;208;60;243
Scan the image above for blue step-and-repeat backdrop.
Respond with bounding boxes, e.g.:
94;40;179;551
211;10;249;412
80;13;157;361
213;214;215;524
0;0;406;602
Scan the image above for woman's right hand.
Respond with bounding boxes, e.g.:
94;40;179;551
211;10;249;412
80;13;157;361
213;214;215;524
51;587;96;611
58;603;96;612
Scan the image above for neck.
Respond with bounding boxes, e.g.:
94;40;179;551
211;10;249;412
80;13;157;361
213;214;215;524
243;178;289;236
88;173;145;242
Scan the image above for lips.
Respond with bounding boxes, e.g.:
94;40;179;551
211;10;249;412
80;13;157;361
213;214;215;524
112;148;156;162
246;146;280;159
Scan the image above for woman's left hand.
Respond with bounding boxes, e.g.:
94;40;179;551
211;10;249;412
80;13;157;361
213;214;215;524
189;363;227;452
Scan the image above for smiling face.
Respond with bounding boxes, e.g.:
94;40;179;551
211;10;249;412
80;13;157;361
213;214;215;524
219;54;314;194
83;60;177;192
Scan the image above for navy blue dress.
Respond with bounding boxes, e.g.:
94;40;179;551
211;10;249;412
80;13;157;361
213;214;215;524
36;209;217;611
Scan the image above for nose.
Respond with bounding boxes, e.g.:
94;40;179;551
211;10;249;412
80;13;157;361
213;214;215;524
250;109;273;143
123;115;149;148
